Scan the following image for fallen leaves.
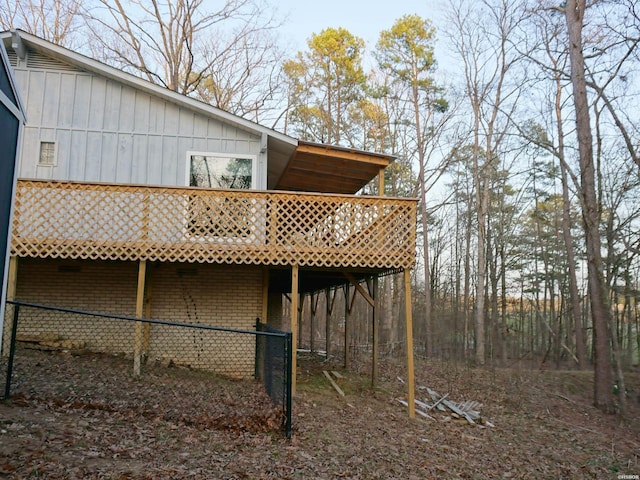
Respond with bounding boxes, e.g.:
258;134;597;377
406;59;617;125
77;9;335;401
0;348;638;479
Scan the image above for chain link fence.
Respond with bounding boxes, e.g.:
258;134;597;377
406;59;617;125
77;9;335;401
1;300;292;437
256;321;293;436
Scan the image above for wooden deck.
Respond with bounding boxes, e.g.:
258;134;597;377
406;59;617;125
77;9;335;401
11;180;417;270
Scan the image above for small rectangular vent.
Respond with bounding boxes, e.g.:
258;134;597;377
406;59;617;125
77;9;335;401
27;49;80;72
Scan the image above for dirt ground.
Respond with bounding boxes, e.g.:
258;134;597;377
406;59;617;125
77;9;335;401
0;348;639;479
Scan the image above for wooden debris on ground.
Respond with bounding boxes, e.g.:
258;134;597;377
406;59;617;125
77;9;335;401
397;399;435;420
399;385;494;427
323;370;345;396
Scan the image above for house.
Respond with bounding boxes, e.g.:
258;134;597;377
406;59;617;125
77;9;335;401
0;36;25;329
0;30;417;409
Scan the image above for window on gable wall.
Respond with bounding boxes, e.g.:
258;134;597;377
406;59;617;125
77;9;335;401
39;142;55;166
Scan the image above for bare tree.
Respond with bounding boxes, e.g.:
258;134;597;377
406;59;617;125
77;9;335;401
515;3;589;369
446;0;524;365
195;28;285;124
0;0;82;47
83;0;283;118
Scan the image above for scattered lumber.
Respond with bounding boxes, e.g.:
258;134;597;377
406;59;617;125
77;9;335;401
397;399;435;420
428;392;449;411
323;370;345;397
402;386;494;427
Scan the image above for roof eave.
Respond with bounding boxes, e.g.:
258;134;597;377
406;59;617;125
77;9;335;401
0;29;296;148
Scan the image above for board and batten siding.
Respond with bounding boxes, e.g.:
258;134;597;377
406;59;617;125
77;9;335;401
12;52;264;188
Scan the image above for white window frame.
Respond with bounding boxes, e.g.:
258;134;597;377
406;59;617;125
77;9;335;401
38;141;56;166
185;151;258;190
183;152;260;243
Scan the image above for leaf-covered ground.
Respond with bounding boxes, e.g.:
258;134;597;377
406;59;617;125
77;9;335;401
1;348;639;479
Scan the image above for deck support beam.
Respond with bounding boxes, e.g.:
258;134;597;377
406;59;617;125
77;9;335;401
344;272;374;308
261;268;269;324
290;264;299;395
133;259;147;376
344;284;352;369
6;255;17;303
325;287;334;359
142;269;152;355
371;276;379;387
404;268;415;418
310;292;318;353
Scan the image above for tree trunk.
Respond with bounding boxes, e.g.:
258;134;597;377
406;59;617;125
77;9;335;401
564;0;614;412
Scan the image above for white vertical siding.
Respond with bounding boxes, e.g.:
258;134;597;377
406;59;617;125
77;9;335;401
58;74;74;128
14;52;263;188
42;73;59;125
88;77;106;131
69;130;87;180
103;82;121;131
26;71;44;123
72;75;92;128
85;131;103;179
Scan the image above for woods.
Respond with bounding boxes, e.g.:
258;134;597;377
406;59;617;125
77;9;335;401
3;0;640;415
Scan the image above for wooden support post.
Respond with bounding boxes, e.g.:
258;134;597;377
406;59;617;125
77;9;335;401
372;275;379;387
6;256;17;301
133;259;147;376
344;283;351;369
378;168;385;196
142;270;152;355
404;268;415;418
310;292;316;354
297;294;305;350
325;287;331;359
290;264;299;395
2;256;18;358
261;268;269;324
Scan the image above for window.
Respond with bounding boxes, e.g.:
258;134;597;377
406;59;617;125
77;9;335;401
39;142;55;166
188;154;255;189
186;153;257;239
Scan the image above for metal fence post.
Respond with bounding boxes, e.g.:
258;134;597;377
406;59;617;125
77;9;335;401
4;302;19;399
254;318;261;380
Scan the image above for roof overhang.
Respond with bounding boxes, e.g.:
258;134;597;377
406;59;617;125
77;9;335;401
0;29;297;149
2;30;395;196
273;141;395;194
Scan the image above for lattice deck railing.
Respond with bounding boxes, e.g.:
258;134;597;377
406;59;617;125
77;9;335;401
11;180;417;269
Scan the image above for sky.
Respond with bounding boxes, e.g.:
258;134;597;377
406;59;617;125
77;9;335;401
275;0;451;71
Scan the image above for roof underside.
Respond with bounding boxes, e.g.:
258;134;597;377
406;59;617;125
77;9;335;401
273;141;394;194
268;267;402;294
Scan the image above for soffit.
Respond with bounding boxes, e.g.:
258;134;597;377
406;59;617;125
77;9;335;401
273;141;395;194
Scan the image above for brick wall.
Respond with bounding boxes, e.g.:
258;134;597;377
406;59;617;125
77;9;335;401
16;258;138;314
149;262;262;329
5;258;137;355
146;262;263;376
6;258;265;377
